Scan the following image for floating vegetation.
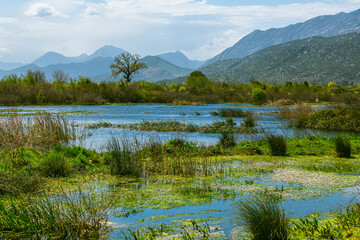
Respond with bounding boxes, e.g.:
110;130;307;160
0;110;97;117
211;108;248;118
86;119;258;134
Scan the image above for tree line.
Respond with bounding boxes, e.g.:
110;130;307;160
0;52;359;105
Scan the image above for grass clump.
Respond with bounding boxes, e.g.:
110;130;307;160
267;135;287;156
334;135;351;158
219;133;237;148
0;189;113;239
234;193;289;240
41;151;72;177
105;136;142;177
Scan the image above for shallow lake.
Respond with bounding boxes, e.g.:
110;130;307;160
0;103;339;151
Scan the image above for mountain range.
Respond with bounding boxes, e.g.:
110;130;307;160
0;8;360;84
0;46;196;82
201;32;360;85
205;8;360;65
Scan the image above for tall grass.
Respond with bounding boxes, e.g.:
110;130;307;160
0;189;113;239
106;136;143;177
234;194;289;240
0;111;76;149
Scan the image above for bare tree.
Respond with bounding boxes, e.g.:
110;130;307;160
52;70;69;84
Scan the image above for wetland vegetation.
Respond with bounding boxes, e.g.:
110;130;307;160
0;110;360;239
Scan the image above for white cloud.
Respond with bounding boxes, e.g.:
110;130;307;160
0;0;358;62
25;3;69;18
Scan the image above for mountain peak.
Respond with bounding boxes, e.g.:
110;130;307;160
205;8;360;65
88;45;126;59
156;51;204;69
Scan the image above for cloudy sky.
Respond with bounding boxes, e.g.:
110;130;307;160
0;0;359;63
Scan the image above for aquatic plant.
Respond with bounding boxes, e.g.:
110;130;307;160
87;119;258;134
0;111;76;149
334;135;351;158
267;135;287;156
291;203;360;239
234;193;289;240
210;108;249;118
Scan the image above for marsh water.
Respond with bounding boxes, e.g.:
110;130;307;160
2;104;359;239
1;103;337;150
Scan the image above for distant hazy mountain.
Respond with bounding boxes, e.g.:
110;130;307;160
134;56;192;82
31;45;126;68
201;32;360;85
0;55;192;83
206;8;360;65
156;51;204;69
0;61;24;71
86;45;126;61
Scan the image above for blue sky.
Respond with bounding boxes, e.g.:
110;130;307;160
0;0;359;63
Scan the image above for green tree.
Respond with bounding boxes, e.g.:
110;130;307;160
110;53;147;83
184;71;213;95
252;88;267;104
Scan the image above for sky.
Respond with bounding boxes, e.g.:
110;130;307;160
0;0;359;63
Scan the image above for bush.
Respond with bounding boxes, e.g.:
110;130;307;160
234;194;289;240
252;88;267;104
219;133;237;148
267;135;287;156
335;136;351;158
42;151;71;177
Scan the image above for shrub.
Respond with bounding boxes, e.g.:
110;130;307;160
267;135;287;156
334;135;351;158
219;133;237;148
234;194;289;240
41;151;71;177
252;88;267;104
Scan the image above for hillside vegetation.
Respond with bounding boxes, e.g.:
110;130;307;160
201;33;360;85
